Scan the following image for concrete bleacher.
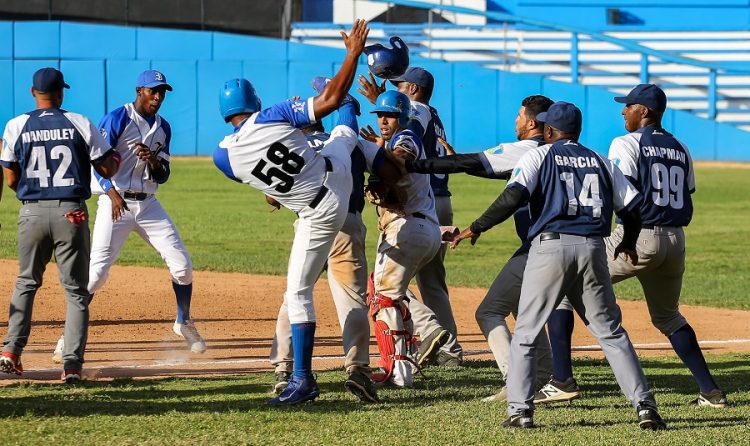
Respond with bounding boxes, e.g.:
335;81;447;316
292;24;750;131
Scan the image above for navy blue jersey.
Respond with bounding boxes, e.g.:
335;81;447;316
507;139;641;240
1;108;111;201
609;125;695;227
408;101;450;197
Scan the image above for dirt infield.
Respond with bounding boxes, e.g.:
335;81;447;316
0;259;748;383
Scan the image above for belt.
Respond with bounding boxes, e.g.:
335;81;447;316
308;157;333;209
22;199;81;205
641;224;655;230
123;191;150;201
539;232;560;241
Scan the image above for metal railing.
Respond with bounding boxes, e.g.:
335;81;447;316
294;0;750;127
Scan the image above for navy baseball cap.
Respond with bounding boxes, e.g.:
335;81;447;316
33;67;70;92
614;84;666;112
136;70;173;91
390;67;434;93
536;101;582;133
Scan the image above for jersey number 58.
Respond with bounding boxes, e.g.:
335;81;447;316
251;142;305;193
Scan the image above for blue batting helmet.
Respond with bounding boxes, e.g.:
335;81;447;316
219;78;261;122
364;36;410;80
371;90;411;127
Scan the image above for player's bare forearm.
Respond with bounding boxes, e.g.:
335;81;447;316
3;165;20;191
94;152;121;178
313;19;369;119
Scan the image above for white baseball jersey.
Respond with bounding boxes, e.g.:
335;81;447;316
216;98;331;213
479;135;547;178
359;129;437;223
92;102;172;195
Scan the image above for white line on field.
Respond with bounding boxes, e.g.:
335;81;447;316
22;338;750;374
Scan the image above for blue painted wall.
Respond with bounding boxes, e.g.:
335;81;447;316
1;20;747;161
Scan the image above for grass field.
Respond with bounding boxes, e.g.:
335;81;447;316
1;159;747;309
0;355;748;445
0;159;749;444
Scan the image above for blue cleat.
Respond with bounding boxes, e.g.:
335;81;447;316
311;76;361;116
268;375;320;406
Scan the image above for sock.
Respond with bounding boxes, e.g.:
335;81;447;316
547;309;575;382
172;282;192;323
291;322;316;379
668;324;718;393
336;102;359;133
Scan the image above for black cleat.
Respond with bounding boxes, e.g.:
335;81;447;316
637;403;668;430
502;410;535;428
345;371;379;403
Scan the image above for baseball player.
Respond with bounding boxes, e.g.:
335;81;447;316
213;20;369;406
399;95;556;401
0;68;120;383
51;69;206;361
269;82;377;403
539;84;729;408
359;90;442;387
451;101;667;430
359;68;463;366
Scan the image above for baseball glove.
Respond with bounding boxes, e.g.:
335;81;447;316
365;174;406;210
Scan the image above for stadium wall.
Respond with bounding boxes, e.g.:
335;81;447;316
1;20;747;160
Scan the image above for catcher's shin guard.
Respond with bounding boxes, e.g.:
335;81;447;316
368;281;417;387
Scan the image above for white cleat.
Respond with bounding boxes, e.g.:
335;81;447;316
52;335;65;364
173;320;207;353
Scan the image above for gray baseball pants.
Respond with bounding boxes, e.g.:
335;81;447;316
270;211;371;374
410;195;463;359
507;233;656;416
475;251;553;388
3;200;91;371
557;225;688;336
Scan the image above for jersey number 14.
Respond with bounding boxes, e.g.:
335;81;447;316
560;172;603;217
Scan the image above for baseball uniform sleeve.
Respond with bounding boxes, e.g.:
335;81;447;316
66;112;112;163
676;138;696;193
255;98;316;128
97;106;129;149
408;102;430;138
608;134;640;181
0;115;29;168
605;157;642;213
391;131;421;160
505;146;546;199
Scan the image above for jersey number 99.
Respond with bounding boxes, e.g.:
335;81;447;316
251;142;305;193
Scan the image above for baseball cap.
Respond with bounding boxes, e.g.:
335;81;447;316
32;67;70;92
614;84;666;112
136;70;173;91
536;101;582;133
390;67;434;93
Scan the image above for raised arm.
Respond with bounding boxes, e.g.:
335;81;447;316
312;20;369;119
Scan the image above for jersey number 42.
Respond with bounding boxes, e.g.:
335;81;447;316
26;145;75;188
251;142;305;193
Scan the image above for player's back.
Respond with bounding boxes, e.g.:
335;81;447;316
2;108;101;200
220;113;327;213
521;139;615;239
610;126;694;227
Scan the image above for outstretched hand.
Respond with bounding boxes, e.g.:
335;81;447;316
341;19;369;56
437;137;456;156
359;125;384;148
449;227;480;249
613;243;638;266
357;72;386;104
